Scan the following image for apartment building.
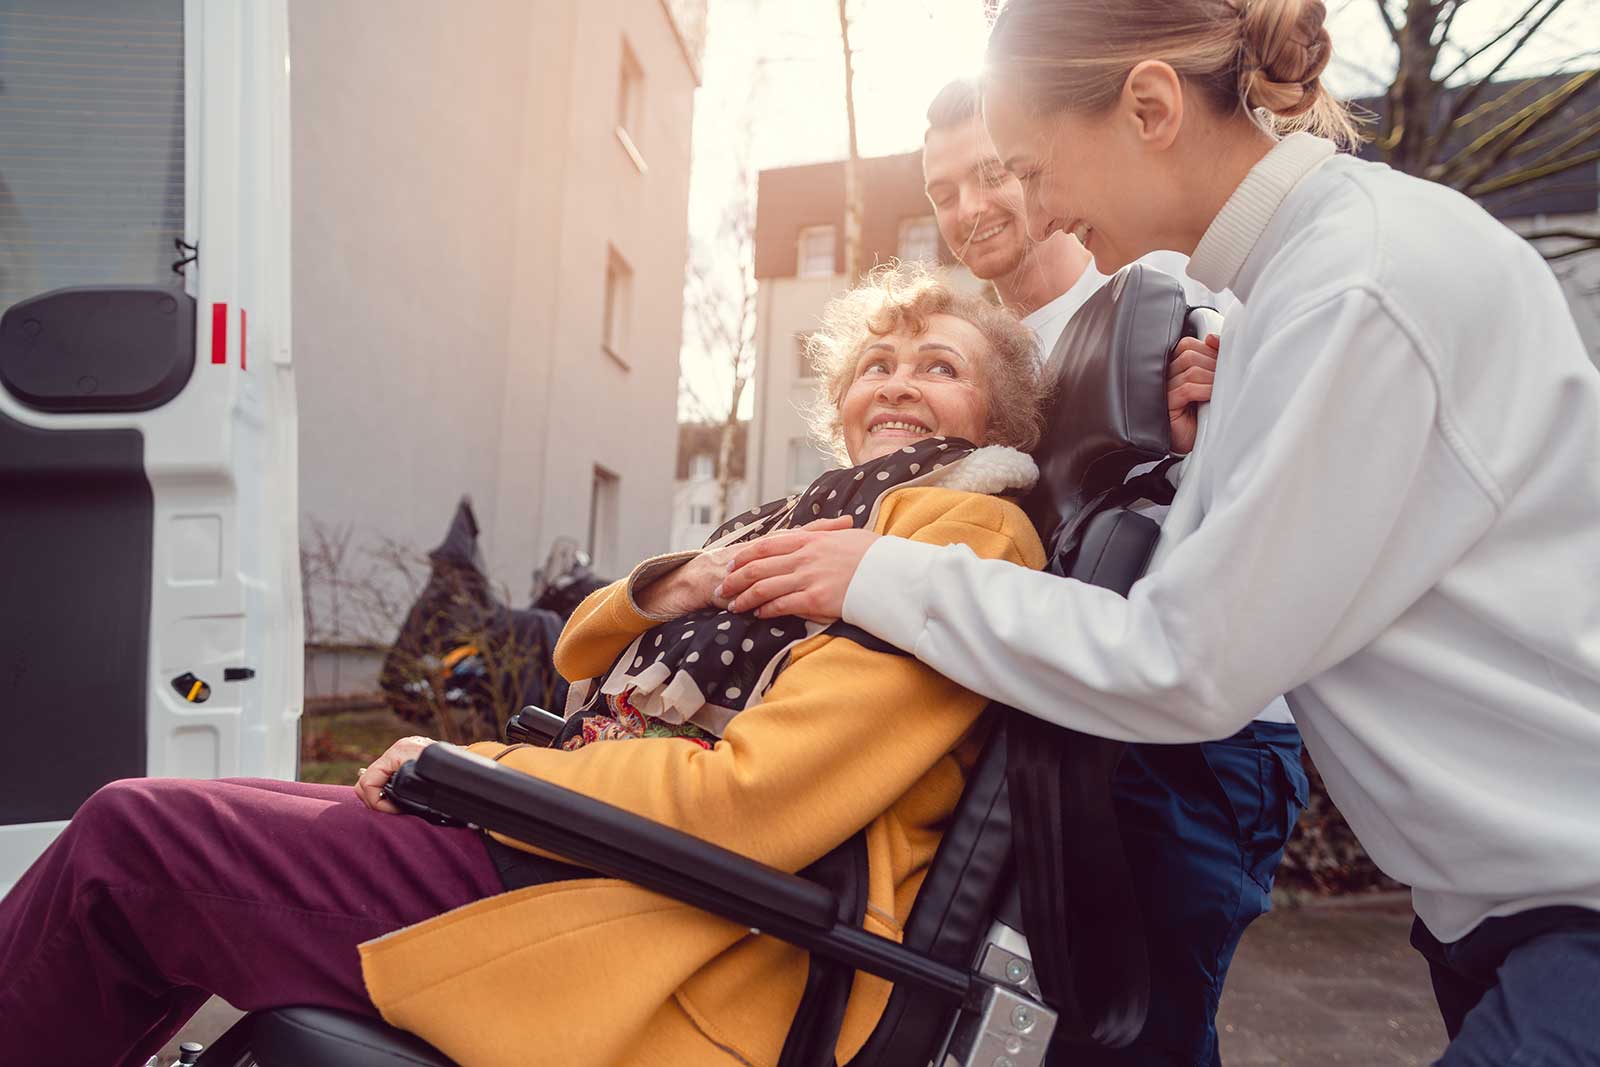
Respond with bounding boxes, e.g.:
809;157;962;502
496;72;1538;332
292;0;703;635
747;150;981;502
670;421;753;550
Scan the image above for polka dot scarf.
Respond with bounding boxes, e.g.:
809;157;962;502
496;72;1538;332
562;436;1037;746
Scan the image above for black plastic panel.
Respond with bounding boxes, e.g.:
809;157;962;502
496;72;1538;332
0;410;151;824
0;286;196;414
1023;265;1182;543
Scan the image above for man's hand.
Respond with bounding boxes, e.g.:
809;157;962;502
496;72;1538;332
719;526;880;623
1168;333;1220;455
638;516;853;619
356;736;437;814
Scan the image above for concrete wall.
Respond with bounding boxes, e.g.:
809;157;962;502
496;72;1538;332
291;0;695;638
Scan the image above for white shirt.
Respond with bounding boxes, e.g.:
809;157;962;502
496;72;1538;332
846;133;1600;942
1023;255;1292;726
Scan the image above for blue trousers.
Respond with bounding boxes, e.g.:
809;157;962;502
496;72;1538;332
1071;721;1308;1067
1412;906;1600;1066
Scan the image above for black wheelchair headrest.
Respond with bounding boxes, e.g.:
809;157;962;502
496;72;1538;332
1023;264;1189;542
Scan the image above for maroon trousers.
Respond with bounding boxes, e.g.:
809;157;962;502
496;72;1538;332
0;777;504;1066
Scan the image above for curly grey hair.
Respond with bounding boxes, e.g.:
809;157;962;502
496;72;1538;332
804;262;1047;463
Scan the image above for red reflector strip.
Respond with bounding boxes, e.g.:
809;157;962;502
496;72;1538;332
240;308;248;371
211;303;228;365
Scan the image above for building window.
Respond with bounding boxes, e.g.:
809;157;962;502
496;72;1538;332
787;437;831;491
691;504;713;525
898;216;940;264
616;39;647;173
588;466;620;575
689;453;714;480
602;246;633;367
795;333;815;378
797;225;836;279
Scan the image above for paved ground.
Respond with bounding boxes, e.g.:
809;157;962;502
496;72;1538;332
164;897;1446;1065
1215;898;1446;1065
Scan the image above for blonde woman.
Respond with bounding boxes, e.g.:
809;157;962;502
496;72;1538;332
721;3;1600;1063
0;266;1055;1067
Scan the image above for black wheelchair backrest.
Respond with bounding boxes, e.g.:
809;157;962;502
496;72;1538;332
1024;264;1186;547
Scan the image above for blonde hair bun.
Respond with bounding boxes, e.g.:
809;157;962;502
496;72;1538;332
986;0;1361;146
1236;0;1334;119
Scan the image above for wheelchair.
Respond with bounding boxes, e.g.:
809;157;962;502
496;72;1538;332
193;265;1217;1067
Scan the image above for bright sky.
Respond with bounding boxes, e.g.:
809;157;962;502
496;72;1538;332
680;0;1600;419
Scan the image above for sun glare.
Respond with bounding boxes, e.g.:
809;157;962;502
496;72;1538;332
849;0;992;156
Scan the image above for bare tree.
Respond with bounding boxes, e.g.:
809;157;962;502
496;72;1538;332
1370;0;1600;258
837;0;865;281
683;164;760;524
300;520;557;740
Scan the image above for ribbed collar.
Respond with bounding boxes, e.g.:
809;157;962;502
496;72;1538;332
1188;133;1336;295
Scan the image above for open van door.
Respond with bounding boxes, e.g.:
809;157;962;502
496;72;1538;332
0;0;299;891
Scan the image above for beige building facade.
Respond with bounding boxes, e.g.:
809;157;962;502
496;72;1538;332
291;0;702;638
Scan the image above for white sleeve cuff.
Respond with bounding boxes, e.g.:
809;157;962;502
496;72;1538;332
841;535;941;653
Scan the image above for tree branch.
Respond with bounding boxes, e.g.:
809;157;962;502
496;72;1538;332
1438;0;1544;83
1375;0;1402;43
1468;146;1600;195
1432;0;1463;49
1492;109;1600;165
1522;228;1600;261
1443;0;1569;122
1439;69;1598;187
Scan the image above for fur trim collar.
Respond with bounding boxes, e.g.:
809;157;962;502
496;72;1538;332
927;444;1038;495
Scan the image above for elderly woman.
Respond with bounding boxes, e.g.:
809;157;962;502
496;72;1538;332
0;266;1053;1067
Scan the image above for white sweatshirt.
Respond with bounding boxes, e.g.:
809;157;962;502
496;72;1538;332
844;133;1600;942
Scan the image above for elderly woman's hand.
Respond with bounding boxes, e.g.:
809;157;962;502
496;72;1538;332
636;546;740;618
640;517;855;619
1168;333;1220;455
719;525;880;623
356;736;437;814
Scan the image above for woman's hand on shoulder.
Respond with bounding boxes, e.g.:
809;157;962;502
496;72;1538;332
1168;333;1219;455
720;521;877;623
356;735;437;814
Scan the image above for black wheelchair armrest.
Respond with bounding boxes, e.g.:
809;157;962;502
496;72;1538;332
505;704;566;746
395;744;835;925
390;744;975;1002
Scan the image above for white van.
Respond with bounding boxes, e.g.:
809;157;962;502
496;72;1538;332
0;0;299;892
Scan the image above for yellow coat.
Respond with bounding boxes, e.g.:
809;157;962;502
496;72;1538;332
359;486;1044;1067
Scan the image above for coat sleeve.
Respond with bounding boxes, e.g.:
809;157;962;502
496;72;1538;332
842;291;1499;742
468;492;1043;873
549;550;699;683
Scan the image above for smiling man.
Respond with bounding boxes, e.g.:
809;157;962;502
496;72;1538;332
923;78;1235;360
920;78;1304;1067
